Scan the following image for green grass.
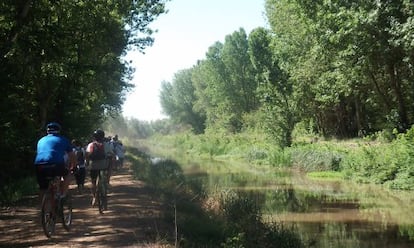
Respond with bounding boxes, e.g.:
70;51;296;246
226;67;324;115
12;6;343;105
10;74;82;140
307;171;344;180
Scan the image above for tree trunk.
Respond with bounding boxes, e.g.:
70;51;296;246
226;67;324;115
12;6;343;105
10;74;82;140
387;63;409;131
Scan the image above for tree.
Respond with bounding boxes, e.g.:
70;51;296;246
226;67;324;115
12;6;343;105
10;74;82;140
160;68;206;134
266;0;414;137
0;0;168;189
192;29;258;133
248;27;296;147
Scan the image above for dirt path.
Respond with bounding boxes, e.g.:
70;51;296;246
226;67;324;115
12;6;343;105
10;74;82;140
0;164;172;248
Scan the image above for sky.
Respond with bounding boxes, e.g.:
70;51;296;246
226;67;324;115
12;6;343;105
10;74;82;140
122;0;268;121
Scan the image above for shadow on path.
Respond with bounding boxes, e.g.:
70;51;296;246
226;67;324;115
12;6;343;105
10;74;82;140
0;165;171;248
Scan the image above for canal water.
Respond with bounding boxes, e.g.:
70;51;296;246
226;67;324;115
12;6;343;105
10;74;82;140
181;160;414;248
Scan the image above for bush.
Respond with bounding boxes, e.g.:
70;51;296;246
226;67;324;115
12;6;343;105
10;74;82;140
341;128;414;189
219;191;304;248
290;147;343;172
0;176;37;205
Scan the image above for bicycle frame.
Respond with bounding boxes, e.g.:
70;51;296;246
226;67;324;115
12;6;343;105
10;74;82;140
41;175;72;238
41;176;60;238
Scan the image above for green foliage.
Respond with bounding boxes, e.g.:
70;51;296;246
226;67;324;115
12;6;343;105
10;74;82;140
159;68;206;134
190;28;259;133
267;148;292;167
143;123;414;190
307;171;344;180
219;191;304;248
0;177;37;205
249;27;297;147
0;0;168;190
399;224;414;242
156;0;414;145
290;145;343;172
264;0;414;137
340;126;414;189
246;147;268;162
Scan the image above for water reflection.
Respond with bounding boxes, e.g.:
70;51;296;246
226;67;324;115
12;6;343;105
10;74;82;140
184;164;414;248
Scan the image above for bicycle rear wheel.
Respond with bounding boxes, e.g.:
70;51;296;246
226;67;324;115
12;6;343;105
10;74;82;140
41;193;56;238
60;194;73;230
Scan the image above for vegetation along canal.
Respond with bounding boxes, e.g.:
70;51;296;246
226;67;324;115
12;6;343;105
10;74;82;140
182;159;414;248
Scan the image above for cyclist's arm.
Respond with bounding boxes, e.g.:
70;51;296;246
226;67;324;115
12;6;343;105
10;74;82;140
85;143;92;166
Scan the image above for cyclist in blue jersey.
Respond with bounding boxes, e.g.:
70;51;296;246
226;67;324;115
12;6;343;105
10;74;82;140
34;122;76;204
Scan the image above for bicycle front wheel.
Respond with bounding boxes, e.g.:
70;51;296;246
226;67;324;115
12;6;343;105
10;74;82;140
41;193;56;238
60;194;73;230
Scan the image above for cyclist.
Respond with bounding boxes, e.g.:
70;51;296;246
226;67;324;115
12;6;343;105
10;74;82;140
105;136;115;185
86;129;110;207
112;135;125;170
72;139;86;193
34;122;76;205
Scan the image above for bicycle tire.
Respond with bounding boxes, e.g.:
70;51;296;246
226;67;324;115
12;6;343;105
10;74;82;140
41;193;56;238
61;194;73;230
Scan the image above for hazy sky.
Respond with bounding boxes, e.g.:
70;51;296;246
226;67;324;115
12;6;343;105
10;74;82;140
122;0;267;121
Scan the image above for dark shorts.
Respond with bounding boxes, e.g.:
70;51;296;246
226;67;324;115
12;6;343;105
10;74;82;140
90;169;107;181
35;164;68;190
74;166;86;185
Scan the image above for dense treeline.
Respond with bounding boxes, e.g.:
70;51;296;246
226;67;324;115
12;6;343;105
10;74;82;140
0;0;167;196
160;0;414;146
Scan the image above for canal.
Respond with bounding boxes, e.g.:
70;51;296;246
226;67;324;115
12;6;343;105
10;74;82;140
181;159;414;248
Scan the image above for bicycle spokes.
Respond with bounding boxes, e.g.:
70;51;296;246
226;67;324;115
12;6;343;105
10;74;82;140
41;194;56;238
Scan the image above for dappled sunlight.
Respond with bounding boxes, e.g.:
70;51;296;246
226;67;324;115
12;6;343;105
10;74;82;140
0;165;172;247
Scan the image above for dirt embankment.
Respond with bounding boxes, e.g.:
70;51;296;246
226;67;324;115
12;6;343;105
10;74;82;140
0;164;173;248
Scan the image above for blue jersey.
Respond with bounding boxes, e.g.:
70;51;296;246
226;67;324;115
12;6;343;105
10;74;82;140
34;134;72;165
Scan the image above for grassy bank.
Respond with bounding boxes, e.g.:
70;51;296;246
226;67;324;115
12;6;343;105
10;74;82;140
138;127;414;191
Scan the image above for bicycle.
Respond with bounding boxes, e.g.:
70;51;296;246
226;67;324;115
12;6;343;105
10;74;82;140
95;169;108;214
41;175;73;238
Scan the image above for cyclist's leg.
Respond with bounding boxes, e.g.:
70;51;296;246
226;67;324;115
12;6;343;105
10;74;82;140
102;169;108;194
107;157;113;185
35;165;52;208
119;157;124;169
99;169;108;211
74;167;81;188
90;169;98;206
55;165;70;197
79;167;86;188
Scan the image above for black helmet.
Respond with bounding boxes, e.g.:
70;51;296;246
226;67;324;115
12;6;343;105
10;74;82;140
93;129;105;141
47;122;61;133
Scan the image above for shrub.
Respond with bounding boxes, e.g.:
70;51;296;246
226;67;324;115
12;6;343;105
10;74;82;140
219;191;304;248
290;147;343;172
0;177;37;205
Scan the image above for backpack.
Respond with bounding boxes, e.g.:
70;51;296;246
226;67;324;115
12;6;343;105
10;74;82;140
89;141;106;161
74;147;85;165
